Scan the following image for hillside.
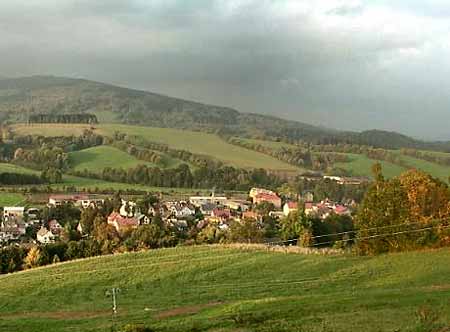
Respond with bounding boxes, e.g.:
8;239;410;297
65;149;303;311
11;123;302;172
68;146;157;172
0;245;449;332
2;75;450;150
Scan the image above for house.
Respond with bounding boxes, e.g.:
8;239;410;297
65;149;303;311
211;208;231;221
169;203;196;218
333;205;351;216
189;195;227;207
199;202;217;216
107;212;139;232
3;206;25;222
283;202;298;216
27;208;40;219
253;193;282;208
224;200;250;212
119;199;138;217
242;211;261;221
48;219;63;235
249;188;276;200
37;227;56;244
269;211;285;219
301;191;314;203
48;194;104;208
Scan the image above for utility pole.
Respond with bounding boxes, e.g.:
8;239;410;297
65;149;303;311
106;287;120;331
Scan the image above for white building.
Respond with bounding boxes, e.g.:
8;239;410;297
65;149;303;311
37;227;56;244
3;206;25;222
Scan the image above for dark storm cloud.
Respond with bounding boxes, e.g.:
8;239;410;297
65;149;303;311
1;0;450;139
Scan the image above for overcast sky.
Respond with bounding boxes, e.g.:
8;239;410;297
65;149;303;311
1;0;450;139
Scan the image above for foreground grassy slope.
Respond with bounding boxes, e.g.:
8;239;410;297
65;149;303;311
11;124;301;171
0;246;449;332
69;146;156;172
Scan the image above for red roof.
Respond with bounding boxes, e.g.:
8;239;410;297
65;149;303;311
334;205;349;214
212;208;231;218
304;203;313;209
286;202;298;209
255;193;281;201
108;212;139;227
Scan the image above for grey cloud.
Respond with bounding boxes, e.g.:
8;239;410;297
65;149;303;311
0;0;450;139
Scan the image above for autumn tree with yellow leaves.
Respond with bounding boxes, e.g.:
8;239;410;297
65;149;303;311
356;164;450;255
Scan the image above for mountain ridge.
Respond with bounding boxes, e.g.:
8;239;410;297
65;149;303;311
0;75;449;151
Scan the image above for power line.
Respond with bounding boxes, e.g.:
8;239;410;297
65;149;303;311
267;220;444;246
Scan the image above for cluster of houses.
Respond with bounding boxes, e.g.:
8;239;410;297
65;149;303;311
0;186;355;245
0;206;41;243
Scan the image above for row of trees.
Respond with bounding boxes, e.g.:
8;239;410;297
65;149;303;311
226;137;351;171
72;163;282;191
0;172;45;185
110;132;220;168
28;113;98;124
400;148;450;167
12;129;104;152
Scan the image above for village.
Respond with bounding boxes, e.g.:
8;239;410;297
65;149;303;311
0;182;355;246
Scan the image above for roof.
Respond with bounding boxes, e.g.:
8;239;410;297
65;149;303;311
37;227;52;237
285;202;298;209
334;205;349;214
108;212;139;227
212;208;231;218
3;206;25;212
255;193;280;200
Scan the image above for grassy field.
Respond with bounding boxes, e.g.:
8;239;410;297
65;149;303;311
0;245;449;332
69;146;156;172
0;192;26;206
395;153;450;182
11;124;301;171
0;163;40;175
334;153;406;178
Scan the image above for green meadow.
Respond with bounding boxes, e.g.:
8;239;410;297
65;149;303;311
0;245;449;332
68;145;157;172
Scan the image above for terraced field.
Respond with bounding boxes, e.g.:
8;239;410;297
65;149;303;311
0;245;449;332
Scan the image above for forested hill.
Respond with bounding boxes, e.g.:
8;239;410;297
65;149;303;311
1;75;450;151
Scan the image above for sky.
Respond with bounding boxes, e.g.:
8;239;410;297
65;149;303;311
1;0;450;140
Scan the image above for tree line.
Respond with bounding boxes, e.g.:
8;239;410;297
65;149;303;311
72;163;282;191
28;113;98;124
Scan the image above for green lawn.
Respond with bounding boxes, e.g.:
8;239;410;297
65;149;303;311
0;192;26;206
68;145;156;172
0;245;449;332
335;153;406;178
